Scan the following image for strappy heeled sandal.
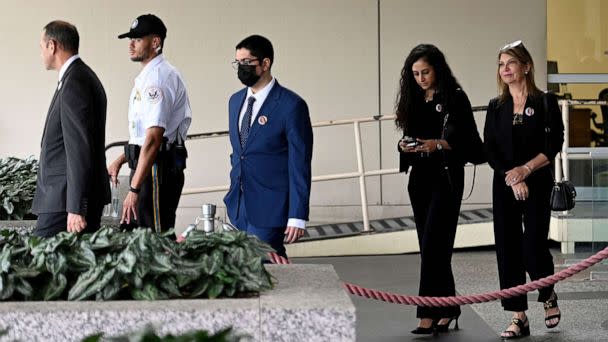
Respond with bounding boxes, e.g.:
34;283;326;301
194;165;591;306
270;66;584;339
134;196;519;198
544;292;561;329
411;318;438;335
500;317;530;340
436;314;460;332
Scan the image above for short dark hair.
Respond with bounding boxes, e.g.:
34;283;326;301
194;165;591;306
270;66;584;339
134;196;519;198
236;35;274;68
43;21;79;54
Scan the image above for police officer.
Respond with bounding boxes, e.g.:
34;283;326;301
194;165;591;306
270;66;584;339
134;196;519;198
107;14;192;233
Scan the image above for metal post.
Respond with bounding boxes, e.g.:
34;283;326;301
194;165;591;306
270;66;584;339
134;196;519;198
559;100;570;180
354;121;371;232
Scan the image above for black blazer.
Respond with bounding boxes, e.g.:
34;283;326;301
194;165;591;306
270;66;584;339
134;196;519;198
32;59;111;215
399;89;485;173
483;92;564;178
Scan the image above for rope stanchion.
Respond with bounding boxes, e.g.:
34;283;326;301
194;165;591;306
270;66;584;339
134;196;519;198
268;246;608;307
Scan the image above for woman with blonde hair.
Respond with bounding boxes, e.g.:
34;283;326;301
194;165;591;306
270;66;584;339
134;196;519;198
484;40;564;339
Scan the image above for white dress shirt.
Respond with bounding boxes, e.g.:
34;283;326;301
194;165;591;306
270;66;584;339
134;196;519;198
58;54;80;81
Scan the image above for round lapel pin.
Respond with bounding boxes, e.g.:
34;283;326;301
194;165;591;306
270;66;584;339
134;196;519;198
258;115;268;125
525;107;534;116
436;104;442;112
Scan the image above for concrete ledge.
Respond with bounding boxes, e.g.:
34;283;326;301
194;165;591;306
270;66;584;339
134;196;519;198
0;218;121;232
260;265;355;341
0;264;355;342
0;220;36;231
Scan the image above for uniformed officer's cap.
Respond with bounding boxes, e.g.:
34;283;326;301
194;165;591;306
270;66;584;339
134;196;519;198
118;14;167;40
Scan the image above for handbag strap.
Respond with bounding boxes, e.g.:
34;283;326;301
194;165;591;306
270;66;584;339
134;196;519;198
542;91;564;183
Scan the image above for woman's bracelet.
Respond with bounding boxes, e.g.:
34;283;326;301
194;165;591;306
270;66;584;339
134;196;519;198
523;164;532;175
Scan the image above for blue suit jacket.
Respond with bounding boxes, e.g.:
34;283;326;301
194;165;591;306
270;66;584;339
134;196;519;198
223;81;313;228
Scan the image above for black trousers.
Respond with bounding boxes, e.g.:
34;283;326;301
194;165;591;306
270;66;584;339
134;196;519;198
34;205;104;238
492;167;555;311
408;161;464;319
121;163;184;233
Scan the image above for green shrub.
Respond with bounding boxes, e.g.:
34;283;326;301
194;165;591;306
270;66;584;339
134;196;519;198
0;227;273;301
83;325;242;342
0;156;38;220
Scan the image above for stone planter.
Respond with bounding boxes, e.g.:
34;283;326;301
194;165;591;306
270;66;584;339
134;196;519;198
0;265;355;342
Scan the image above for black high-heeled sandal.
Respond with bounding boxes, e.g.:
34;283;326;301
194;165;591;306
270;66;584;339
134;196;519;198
544;292;561;329
500;317;530;340
436;314;460;332
411;319;437;335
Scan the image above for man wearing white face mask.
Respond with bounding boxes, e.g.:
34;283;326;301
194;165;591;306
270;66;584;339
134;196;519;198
108;14;192;235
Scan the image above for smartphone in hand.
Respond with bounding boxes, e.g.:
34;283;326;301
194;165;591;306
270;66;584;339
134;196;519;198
402;136;419;147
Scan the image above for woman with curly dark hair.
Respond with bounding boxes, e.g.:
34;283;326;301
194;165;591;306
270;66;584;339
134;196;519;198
396;44;484;335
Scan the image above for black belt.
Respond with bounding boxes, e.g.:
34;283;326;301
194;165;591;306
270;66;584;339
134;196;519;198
125;139;175;160
161;139;177;152
125;144;187;171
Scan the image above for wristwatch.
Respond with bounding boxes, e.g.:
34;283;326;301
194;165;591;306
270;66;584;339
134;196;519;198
436;140;443;151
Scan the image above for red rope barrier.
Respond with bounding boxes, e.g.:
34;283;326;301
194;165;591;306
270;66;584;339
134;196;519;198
268;247;608;307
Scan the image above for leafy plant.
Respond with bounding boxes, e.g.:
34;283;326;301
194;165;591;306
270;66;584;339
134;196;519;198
0;156;38;220
0;227;273;301
83;325;242;342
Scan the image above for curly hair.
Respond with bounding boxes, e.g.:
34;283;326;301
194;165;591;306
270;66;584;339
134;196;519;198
395;44;462;133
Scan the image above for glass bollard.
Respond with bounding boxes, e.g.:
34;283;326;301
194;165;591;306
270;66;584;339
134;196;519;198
102;181;114;217
102;203;112;217
111;182;120;218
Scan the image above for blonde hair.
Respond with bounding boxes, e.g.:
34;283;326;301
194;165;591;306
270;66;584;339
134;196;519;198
496;41;541;103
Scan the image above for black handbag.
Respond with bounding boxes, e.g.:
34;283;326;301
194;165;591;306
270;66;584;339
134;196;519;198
543;93;576;211
550;180;576;211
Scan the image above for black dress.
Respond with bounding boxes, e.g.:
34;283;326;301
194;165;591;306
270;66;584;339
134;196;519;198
399;89;484;319
483;92;564;311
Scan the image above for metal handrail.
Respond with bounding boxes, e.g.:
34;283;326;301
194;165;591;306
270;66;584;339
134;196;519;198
104;108;490;232
104;130;231;152
182;115;400;232
103;100;608;232
104;107;489;152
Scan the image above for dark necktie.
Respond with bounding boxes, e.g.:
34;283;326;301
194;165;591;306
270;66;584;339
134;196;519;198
240;96;256;147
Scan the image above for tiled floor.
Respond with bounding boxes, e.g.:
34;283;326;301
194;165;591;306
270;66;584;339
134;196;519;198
294;247;608;341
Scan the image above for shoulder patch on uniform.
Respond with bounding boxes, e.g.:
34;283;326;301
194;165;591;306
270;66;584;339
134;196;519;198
133;89;141;102
145;86;163;104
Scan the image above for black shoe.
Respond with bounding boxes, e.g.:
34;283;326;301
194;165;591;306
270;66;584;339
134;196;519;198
500;317;530;340
411;319;437;335
436;315;460;332
544;292;561;329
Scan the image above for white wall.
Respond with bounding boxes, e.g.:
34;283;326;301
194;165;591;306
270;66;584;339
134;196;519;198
0;0;547;228
377;0;548;220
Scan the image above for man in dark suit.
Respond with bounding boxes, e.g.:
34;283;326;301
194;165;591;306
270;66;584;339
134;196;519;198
32;21;110;237
224;35;314;258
